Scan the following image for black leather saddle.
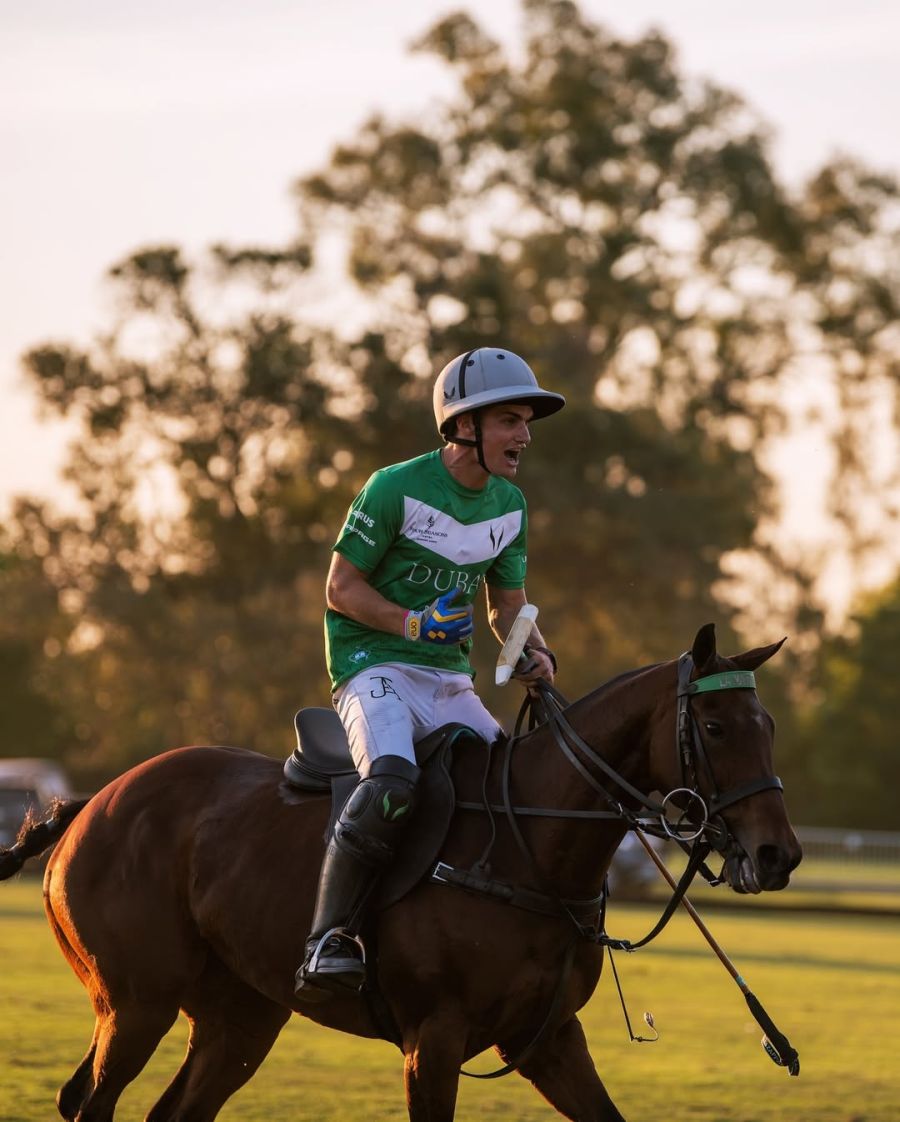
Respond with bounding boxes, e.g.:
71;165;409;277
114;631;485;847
283;707;477;791
283;708;358;792
282;707;486;909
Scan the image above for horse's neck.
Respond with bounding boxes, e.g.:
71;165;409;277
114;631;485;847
545;664;664;795
510;663;669;895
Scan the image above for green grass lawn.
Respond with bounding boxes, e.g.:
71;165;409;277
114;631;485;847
1;876;898;1121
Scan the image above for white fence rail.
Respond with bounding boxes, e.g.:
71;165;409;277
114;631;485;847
794;826;900;865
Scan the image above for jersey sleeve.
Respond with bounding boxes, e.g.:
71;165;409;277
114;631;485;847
332;470;402;574
485;503;528;589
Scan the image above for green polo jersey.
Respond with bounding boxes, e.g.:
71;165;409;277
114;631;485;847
325;450;528;690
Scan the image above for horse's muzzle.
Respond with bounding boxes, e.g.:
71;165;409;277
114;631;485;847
723;839;802;894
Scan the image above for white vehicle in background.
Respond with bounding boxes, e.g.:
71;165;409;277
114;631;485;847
607;830;666;899
0;759;74;853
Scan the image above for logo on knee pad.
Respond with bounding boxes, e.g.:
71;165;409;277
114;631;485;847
380;792;410;822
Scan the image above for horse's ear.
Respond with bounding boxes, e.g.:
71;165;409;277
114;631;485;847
731;637;787;671
691;623;718;674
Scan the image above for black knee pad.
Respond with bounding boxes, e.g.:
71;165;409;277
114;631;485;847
335;755;421;865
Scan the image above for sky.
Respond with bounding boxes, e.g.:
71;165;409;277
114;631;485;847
2;0;899;549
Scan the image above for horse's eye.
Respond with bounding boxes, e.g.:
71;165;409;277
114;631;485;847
703;720;724;738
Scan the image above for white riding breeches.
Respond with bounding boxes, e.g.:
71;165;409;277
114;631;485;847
333;662;503;777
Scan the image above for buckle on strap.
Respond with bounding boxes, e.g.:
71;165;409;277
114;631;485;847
431;861;454;885
430;862;513;902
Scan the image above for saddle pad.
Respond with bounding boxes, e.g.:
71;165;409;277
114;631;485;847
283;713;485;909
377;736;459;911
311;742;460;912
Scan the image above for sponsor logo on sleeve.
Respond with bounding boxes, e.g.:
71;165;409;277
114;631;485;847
346;508;376;547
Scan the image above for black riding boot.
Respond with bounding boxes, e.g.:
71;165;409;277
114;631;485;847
294;754;420;1001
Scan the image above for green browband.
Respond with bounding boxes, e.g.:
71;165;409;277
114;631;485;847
681;670;757;695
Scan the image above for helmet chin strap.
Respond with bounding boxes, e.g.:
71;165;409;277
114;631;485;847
448;411;490;474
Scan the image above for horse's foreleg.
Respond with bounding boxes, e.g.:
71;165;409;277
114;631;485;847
403;1012;467;1122
503;1015;626;1122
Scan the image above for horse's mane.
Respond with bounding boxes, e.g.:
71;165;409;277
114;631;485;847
504;658;670;750
570;658;669;710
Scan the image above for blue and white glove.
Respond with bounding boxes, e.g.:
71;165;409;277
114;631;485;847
403;589;474;645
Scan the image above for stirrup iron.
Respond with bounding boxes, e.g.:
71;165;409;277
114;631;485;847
307;927;366;975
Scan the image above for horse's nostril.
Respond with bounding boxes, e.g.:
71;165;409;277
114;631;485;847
756;842;802;879
757;844;788;876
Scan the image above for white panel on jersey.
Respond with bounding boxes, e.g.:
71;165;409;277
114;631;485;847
401;497;522;565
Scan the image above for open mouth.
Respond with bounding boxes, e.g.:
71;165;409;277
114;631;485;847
504;448;522;468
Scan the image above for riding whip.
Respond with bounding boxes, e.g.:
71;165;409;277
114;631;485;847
635;829;800;1076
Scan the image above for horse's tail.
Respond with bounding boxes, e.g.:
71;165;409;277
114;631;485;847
0;797;91;880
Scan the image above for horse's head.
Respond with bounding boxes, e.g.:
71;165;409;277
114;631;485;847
651;623;802;894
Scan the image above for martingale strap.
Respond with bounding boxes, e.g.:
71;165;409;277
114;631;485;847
600;838;712;952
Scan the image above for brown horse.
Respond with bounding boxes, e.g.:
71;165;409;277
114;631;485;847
2;624;801;1122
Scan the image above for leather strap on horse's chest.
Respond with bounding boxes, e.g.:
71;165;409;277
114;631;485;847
429;861;604;933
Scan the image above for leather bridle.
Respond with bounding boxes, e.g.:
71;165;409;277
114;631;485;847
510;654;783;860
672;653;784;854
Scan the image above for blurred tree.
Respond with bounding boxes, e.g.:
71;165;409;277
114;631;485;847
5;244;350;781
3;0;898;813
794;581;900;828
0;531;74;760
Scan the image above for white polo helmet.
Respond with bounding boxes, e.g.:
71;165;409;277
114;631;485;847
433;347;566;439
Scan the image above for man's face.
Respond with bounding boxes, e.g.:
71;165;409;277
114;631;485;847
459;402;534;479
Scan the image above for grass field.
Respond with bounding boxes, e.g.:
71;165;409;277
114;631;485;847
1;876;898;1122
